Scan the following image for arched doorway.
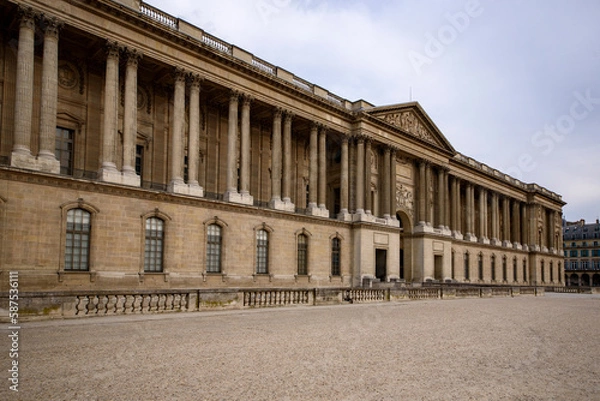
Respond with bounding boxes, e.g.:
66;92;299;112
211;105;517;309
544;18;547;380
592;274;600;287
569;273;579;286
581;274;590;287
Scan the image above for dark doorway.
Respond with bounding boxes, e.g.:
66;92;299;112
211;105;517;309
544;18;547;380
376;249;387;281
399;249;405;280
434;255;443;281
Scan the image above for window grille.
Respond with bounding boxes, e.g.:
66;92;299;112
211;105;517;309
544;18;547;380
256;229;269;274
65;208;91;271
206;224;222;273
144;217;164;272
331;238;341;276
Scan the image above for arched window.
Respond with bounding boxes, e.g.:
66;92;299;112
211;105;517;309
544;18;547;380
502;256;507;282
256;229;269;274
451;250;455;280
550;261;554;283
513;257;518;282
331;237;341;276
464;253;470;281
541;260;545;283
478;253;483;281
491;255;496;282
65;208;91;271
206;224;222;273
297;234;308;275
523;259;527;282
144;217;164;272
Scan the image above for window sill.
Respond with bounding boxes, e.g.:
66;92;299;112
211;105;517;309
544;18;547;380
58;270;97;283
138;272;169;283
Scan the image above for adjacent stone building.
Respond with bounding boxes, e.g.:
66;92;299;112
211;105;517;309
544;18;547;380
563;219;600;286
0;0;565;313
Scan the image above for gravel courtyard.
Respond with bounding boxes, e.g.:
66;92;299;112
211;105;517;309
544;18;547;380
3;293;599;400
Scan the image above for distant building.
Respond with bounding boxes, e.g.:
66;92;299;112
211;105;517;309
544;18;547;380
563;219;600;286
0;0;565;317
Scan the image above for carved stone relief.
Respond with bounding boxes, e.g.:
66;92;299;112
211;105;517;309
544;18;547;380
381;111;437;145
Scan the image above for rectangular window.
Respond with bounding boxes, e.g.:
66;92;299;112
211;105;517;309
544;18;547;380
256;229;269;274
570;250;578;257
206;224;222;273
55;127;74;175
65;209;90;271
297;234;308;275
144;217;164;272
331;238;341;276
464;253;470;281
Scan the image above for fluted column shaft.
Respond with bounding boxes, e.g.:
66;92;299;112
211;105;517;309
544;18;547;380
491;192;499;241
340;135;349;214
38;17;62;162
512;200;521;244
390;148;397;219
418;161;427;224
355;137;365;212
12;8;36;158
226;91;239;193
382;146;391;218
270;109;283;202
520;202;529;248
240;96;252;195
188;75;202;186
318;127;327;209
426;164;434;224
450;176;459;232
437;168;445;228
282;113;293;202
308;124;318;208
101;42;120;172
364;139;372;214
502;197;511;243
170;69;186;185
123;50;140;176
479;188;488;239
466;183;475;235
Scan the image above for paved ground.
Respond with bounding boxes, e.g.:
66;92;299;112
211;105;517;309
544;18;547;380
2;293;599;400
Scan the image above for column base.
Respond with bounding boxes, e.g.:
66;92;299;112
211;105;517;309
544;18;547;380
337;209;353;222
478;236;490;245
513;242;522;250
452;231;464;240
414;222;435;233
270;198;295;212
168;181;204;197
465;233;478;242
353;210;377;223
502;240;512;248
490;238;501;246
11;151;60;174
98;167;141;187
307;205;329;218
384;216;400;227
224;190;253;205
439;226;452;236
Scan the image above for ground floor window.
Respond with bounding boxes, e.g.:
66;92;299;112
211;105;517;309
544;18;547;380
65;208;90;271
297;234;308;275
206;224;222;273
256;229;269;274
331;238;341;276
144;217;164;272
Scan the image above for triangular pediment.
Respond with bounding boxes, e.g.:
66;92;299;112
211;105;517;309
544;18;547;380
366;102;455;154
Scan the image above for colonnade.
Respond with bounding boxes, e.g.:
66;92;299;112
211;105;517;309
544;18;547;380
418;163;562;252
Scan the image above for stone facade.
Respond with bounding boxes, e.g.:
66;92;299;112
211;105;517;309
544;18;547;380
0;0;565;315
563;219;600;286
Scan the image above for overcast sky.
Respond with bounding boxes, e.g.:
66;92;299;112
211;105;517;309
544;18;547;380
146;0;600;223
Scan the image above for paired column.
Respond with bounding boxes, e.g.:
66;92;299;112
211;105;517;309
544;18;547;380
490;192;500;245
520;202;529;251
168;68;186;189
418;161;427;226
37;16;63;173
389;147;398;221
354;136;365;214
364;139;372;215
436;168;446;229
465;183;476;241
511;200;521;247
224;90;253;205
11;7;36;167
450;176;462;238
270;109;294;211
307;123;328;217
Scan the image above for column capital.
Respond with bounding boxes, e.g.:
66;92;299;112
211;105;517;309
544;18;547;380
311;121;321;132
273;107;283;119
187;73;203;89
284;110;295;122
242;94;254;106
172;67;186;83
124;48;142;66
229;89;241;103
41;15;63;38
105;40;121;59
17;6;37;29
